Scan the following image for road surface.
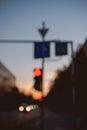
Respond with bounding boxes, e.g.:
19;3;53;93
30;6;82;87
0;108;86;130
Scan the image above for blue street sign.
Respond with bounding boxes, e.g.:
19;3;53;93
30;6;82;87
34;41;50;58
55;42;68;56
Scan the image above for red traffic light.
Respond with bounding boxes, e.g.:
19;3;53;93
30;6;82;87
38;97;43;102
34;68;42;76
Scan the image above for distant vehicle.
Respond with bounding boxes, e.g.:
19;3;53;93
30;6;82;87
18;103;38;112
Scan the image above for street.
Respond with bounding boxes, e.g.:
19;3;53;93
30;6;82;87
0;107;86;130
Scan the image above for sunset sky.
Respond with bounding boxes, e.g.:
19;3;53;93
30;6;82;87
0;0;87;96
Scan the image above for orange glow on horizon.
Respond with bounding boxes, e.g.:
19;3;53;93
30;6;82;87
16;71;58;98
31;89;43;100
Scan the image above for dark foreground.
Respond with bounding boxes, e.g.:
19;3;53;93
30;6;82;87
0;108;87;130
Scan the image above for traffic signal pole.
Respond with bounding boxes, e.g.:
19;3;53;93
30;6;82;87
38;21;49;130
41;49;44;130
70;41;76;130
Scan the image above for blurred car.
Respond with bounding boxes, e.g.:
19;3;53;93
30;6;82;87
18;103;38;112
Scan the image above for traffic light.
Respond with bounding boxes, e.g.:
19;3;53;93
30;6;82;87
33;68;43;91
38;97;43;102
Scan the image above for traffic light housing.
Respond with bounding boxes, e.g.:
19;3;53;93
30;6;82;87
33;68;43;91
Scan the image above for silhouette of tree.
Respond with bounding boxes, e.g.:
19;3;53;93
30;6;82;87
0;85;36;111
75;39;87;114
44;39;87;114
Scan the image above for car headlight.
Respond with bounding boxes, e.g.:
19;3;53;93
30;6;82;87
19;106;24;112
26;106;31;112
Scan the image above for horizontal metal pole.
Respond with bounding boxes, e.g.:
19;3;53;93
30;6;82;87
45;58;62;62
0;40;36;43
0;39;73;44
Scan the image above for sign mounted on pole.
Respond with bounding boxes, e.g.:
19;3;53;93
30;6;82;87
38;21;49;39
34;41;50;58
55;42;68;56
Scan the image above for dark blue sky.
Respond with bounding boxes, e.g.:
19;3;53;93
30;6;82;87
0;0;87;93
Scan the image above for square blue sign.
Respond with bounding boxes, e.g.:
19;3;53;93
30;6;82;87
34;41;50;58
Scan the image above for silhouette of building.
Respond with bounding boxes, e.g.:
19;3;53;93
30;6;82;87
0;62;16;93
